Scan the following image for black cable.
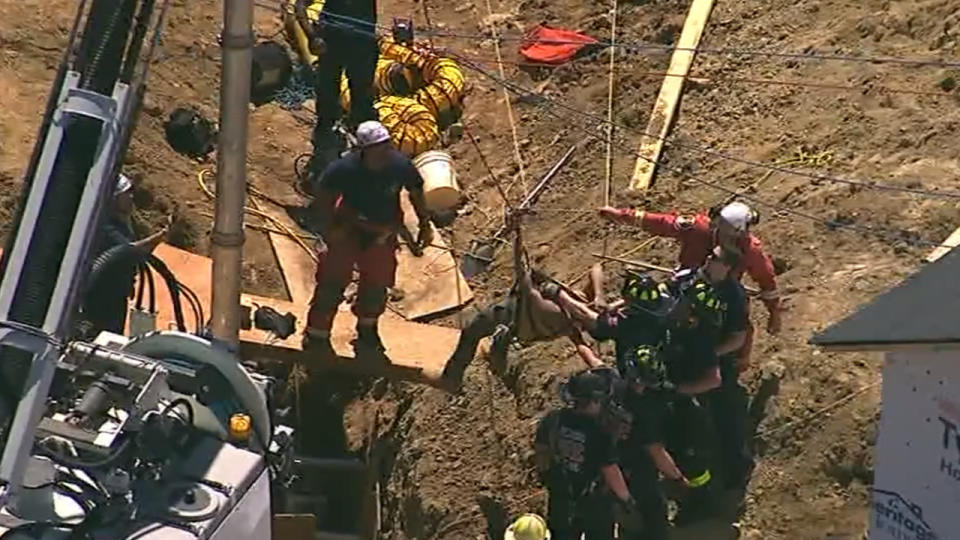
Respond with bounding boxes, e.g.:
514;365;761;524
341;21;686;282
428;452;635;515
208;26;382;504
36;437;132;471
160;397;195;426
134;263;147;311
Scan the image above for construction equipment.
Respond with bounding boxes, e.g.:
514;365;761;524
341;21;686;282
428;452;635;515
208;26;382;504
0;0;297;538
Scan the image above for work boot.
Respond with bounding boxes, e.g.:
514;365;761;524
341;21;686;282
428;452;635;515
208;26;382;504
302;330;336;360
308;127;345;175
353;325;388;361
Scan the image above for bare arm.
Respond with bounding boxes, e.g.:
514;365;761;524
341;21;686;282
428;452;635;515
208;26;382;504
554;290;600;331
407;187;431;225
677;366;722;396
647;443;686;482
715;330;747;357
600;464;631;502
570;331;603;369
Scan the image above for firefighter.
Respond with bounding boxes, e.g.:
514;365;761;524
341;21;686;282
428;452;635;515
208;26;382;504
296;0;380;173
610;345;687;540
303;121;433;358
597;200;783;370
82;174;167;335
534;370;636;540
504;513;551;540
700;245;754;489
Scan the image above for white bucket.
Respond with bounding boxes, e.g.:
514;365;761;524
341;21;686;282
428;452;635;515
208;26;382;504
413;150;460;213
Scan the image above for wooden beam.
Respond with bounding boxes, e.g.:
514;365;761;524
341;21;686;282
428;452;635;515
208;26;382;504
925;226;960;263
628;0;716;191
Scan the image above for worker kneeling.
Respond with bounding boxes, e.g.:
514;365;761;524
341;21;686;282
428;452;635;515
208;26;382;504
303;121;433;358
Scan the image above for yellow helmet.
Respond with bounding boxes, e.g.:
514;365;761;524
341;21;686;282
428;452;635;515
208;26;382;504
504;513;551;540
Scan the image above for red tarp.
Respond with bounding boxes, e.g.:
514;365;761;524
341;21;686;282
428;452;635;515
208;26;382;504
519;25;598;65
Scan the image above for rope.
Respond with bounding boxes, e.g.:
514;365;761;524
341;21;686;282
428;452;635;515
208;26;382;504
309;8;960;69
196;170;320;263
480;0;528;195
452;54;960;202
454;53;957;99
758;382;880;438
601;0;618;261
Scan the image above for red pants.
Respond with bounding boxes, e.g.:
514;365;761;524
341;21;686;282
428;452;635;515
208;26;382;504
306;226;398;332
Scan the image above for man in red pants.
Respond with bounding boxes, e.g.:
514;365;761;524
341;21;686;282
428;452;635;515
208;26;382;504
304;121;433;358
597;201;782;371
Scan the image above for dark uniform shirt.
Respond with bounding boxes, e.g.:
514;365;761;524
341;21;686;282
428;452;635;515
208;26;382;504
317;150;424;226
535;408;617;497
591;305;669;373
84;217;137;334
716;278;747;337
662;325;719;385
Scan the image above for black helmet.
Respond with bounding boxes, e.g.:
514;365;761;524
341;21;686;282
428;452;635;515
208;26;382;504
562;370;612;404
620;344;668;387
684;280;725;329
621;270;665;309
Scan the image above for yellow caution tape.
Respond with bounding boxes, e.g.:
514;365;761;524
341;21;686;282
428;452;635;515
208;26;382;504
687;469;712;488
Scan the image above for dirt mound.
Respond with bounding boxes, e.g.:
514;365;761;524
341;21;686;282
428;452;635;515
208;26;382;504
3;0;960;538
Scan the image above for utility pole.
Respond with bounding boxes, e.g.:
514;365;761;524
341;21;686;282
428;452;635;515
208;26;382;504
211;0;254;346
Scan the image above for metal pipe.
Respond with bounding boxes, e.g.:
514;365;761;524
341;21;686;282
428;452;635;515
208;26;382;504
210;0;254;346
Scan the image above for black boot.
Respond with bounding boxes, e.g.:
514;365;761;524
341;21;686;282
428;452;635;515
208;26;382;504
302;330;336;360
354;324;388;360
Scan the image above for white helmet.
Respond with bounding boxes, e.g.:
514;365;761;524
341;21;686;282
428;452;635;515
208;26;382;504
115;174;133;196
356;121;391;148
718;201;758;232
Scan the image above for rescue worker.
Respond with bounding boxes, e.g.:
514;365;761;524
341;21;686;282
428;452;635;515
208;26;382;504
296;0;380;173
534;370;636;540
597;200;783;370
82;174;167;335
303;121;433;358
608;346;685;540
700;245;754;489
504;513;551;540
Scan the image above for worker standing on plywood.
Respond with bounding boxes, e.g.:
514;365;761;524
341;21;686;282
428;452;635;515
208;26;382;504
296;0;379;173
303;121;433;358
597;201;782;369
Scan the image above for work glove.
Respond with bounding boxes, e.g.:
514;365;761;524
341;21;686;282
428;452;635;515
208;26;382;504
416;220;433;253
538;281;562;301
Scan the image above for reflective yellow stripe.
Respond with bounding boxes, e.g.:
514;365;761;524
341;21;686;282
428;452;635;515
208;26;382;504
688;470;712;488
634;209;646;220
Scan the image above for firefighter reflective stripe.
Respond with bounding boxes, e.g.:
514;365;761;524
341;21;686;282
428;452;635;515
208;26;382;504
687;469;712;488
634;209;646;220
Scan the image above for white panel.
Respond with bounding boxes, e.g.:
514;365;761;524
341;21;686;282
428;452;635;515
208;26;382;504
869;351;960;540
210;467;272;540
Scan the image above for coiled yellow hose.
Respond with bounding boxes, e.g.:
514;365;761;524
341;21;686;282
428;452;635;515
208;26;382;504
374;96;439;157
283;0;325;66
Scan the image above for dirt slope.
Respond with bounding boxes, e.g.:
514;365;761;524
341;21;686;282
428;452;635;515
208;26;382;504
3;0;960;539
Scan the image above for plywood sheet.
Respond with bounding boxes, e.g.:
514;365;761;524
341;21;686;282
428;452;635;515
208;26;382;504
629;0;716;191
396;196;473;320
259;206;318;306
145;243;457;383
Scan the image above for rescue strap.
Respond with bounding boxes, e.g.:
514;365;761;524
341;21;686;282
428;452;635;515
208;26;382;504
687;469;712;488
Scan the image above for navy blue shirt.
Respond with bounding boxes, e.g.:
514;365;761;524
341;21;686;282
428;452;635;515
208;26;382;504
317;149;424;225
591;305;669;374
716;278;748;336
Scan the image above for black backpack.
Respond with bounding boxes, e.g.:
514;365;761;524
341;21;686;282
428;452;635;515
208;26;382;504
164;107;216;159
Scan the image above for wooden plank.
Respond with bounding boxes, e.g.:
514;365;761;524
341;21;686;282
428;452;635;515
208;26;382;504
396;196;473;320
146;243;458;383
628;0;716;191
260;207;318;306
272;514;316;540
926;227;960;262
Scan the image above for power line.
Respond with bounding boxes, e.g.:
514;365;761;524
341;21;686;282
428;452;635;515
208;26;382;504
252;9;959;250
451;52;956;99
312;8;960;69
449;53;960;202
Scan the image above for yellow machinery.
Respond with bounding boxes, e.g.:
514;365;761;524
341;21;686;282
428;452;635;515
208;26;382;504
281;0;465;157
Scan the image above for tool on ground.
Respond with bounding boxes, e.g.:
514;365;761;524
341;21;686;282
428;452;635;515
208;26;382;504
461;144;578;278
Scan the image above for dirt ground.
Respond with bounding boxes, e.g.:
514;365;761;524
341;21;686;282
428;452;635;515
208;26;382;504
3;0;960;538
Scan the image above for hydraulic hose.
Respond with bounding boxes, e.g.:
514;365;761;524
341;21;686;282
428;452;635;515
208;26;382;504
84;243;187;332
373;96;438;157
